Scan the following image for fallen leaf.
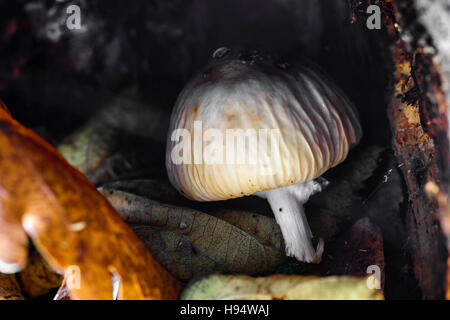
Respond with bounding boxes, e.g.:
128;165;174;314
57;118;119;181
58;130;165;186
100;180;282;243
101;179;274;215
0;273;24;300
57;94;170;184
132;226;219;282
0;100;183;299
18;249;63;298
99;188;288;281
100;179;181;204
180;274;384;300
211;210;285;250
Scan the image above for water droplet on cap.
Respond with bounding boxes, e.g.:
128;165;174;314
212;47;231;59
274;60;290;70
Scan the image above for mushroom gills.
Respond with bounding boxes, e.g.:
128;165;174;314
256;179;328;263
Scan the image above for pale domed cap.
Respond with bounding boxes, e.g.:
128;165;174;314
166;49;362;201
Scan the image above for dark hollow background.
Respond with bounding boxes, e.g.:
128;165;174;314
0;0;392;146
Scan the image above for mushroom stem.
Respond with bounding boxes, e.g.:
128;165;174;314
256;179;328;263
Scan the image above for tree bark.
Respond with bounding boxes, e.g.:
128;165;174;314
378;0;450;299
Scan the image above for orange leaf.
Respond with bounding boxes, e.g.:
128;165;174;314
0;273;24;300
0;100;183;299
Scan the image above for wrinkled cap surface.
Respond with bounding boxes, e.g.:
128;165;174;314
166;49;362;201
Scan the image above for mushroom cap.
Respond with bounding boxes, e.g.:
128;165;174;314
166;49;362;201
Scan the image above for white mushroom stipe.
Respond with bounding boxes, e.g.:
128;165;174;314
165;48;362;264
256;179;328;263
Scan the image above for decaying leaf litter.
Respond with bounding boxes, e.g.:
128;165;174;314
0;273;24;300
98;187;288;281
17;249;63;298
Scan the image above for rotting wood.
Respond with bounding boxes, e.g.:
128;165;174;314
377;0;450;299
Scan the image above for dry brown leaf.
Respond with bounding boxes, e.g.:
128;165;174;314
0;273;24;300
180;274;384;300
131;226;218;282
18;250;63;298
211;210;285;249
99;188;288;281
0;100;183;299
101;179;181;204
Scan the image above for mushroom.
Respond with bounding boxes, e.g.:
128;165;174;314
166;48;362;263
